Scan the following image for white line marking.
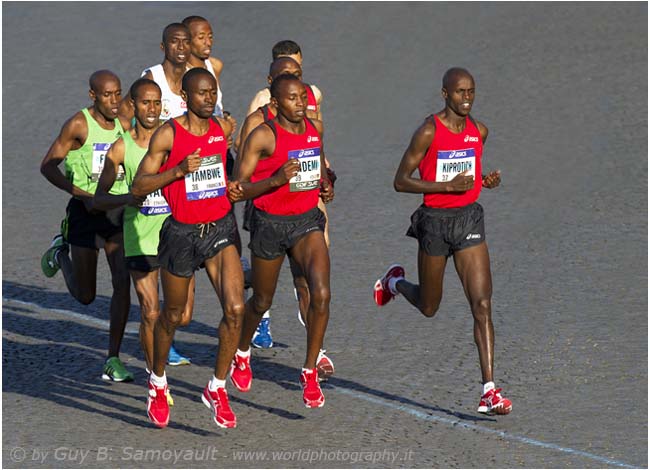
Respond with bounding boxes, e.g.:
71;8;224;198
3;297;640;468
331;387;639;468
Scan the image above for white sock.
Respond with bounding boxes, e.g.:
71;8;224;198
237;348;251;358
209;375;226;391
150;371;167;387
483;381;495;395
262;310;270;319
388;276;404;295
302;367;313;374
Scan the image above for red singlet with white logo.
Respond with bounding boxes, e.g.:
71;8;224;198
160;117;231;224
419;115;483;208
252;118;321;215
305;85;318;112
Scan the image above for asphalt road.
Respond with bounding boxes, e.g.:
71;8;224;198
2;2;647;468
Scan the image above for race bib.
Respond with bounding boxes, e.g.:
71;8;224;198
288;147;321;192
436;148;475;182
185;154;226;201
140;188;171;215
91;143;124;182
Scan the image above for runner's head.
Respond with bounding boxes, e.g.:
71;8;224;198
267;56;302;85
441;67;475;117
181;67;217;118
88;70;122;120
272;39;303;66
160;23;190;66
270;73;307;123
129;79;162;130
182;15;213;61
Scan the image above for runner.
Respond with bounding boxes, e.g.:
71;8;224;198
373;67;511;415
133;68;243;429
135;22;194;365
93;78;196;406
233;58;335;380
229;73;334;407
40;70;133;382
245;40;322;120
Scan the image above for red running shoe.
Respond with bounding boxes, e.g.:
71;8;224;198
373;264;405;306
316;349;334;382
477;387;512;415
300;368;325;408
202;385;237;428
230;352;252;392
147;380;170;428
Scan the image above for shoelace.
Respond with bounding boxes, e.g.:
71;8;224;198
197;221;217;238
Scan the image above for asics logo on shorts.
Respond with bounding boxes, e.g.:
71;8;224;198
466;233;481;240
213;238;228;247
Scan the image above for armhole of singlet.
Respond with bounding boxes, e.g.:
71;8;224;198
210;115;224;133
422;114;436;156
264;120;278;140
305;117;319;135
167;119;176;138
467;114;478;130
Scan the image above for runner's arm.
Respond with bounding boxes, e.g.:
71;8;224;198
93;138;142;210
312;120;334;203
246;89;270;117
233;110;264;155
40;113;95;202
230;124;298;202
475;120;501;188
132;124;201;197
394;121;474;194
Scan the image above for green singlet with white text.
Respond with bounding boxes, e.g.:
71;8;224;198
122;131;171;258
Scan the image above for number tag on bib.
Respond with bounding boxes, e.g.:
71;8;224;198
185;154;226;201
436;148;476;182
91;143;124;182
288;147;321;192
140;188;171;215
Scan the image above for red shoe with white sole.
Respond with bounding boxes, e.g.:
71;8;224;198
477;387;512;415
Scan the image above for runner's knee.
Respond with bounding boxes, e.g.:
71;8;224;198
309;285;331;312
471;298;491;321
251;294;272;315
161;305;185;328
222;301;245;328
420;301;441;318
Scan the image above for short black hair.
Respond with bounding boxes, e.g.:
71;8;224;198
182;15;209;28
442;67;473;89
89;70;119;92
270;73;302;99
182;67;215;92
272;40;301;60
129;78;161;100
162;22;189;43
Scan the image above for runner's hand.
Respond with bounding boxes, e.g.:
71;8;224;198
128;192;147;207
447;170;474;192
320;179;334;204
482;170;501;189
227;180;244;203
272;159;300;186
177;148;202;176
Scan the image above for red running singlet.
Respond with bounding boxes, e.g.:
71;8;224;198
419;115;483;209
305;84;318;112
252;118;322;215
160;117;231;224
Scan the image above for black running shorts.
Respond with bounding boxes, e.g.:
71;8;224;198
125;255;160;273
248;206;326;260
406;203;486;257
158;212;239;278
62;197;124;249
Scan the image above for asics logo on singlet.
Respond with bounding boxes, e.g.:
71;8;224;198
464;135;479;143
208;136;224;144
448;150;467;158
307;135;319;143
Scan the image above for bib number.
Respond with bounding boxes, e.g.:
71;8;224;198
91;143;124;182
185;154;226;201
140;188;171;215
288;147;321;192
436;148;475;182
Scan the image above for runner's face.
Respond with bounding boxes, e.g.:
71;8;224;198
189;21;213;60
132;86;162;130
274;81;307;122
185;75;217;118
443;75;475;117
92;78;122;120
275;63;303;81
163;29;190;65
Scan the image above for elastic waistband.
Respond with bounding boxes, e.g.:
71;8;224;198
418;202;481;216
253;206;320;222
170;212;233;230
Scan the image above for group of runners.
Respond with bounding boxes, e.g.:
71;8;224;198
39;16;511;430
